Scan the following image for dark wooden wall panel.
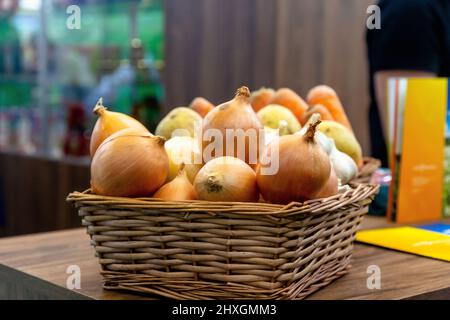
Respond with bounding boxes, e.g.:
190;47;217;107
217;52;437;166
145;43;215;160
165;0;278;105
164;0;374;153
0;152;90;237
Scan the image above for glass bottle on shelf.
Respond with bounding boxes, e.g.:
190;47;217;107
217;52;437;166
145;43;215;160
48;108;66;159
63;101;89;157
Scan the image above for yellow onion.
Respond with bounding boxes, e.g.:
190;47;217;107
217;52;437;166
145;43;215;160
194;156;259;202
90;98;149;156
91;128;168;197
164;136;203;183
256;120;331;204
202;86;263;166
312;164;338;199
154;164;198;201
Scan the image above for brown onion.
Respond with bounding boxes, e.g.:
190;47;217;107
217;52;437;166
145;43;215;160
194;156;259;202
256;120;331;204
91;128;168;197
154;164;197;201
202;86;263;166
90;98;149;157
312;164;338;199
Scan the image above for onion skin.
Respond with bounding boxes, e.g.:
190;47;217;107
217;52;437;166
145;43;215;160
311;164;338;199
256;120;331;204
194;156;259;202
91;129;168;197
154;168;197;201
202;86;263;166
164;136;202;183
90;98;149;157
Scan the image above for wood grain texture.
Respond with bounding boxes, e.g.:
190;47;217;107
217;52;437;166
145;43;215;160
1;217;449;300
0;264;89;300
0;151;90;237
0;228;148;300
164;0;374;153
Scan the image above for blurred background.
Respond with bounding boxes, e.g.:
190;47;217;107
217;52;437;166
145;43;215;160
0;0;374;236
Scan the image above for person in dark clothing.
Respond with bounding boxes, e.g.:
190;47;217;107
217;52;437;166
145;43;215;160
366;0;450;166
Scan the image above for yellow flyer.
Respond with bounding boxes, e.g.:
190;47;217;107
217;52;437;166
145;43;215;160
386;78;450;223
356;224;450;262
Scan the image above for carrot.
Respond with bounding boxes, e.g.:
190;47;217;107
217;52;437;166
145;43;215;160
250;87;275;112
302;104;334;125
306;85;353;131
269;88;308;123
190;97;214;118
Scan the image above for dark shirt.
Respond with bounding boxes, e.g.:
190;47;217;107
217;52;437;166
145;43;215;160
366;0;450;166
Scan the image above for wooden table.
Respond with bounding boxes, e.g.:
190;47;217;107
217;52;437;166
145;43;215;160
0;216;449;300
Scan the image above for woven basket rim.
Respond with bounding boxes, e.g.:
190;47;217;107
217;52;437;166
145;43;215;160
67;183;379;217
357;157;381;178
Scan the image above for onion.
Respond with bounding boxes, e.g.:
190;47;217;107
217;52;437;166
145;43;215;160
202;86;263;166
312;164;338;199
297;113;334;155
154;164;197;201
256;120;331;204
194;156;259;202
90;98;149;156
91;128;169;197
164;136;203;183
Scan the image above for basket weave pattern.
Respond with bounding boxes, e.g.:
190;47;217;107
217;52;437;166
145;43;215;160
352;157;381;184
68;183;378;299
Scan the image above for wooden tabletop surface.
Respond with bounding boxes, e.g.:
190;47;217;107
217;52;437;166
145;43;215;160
1;216;449;300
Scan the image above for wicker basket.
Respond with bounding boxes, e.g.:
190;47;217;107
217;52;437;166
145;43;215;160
352;157;381;184
67;183;379;300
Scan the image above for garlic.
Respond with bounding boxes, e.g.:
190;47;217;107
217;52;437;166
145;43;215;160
314;130;334;155
298;113;358;185
329;139;358;185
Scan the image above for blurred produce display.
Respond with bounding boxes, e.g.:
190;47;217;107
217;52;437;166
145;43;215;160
0;0;164;158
